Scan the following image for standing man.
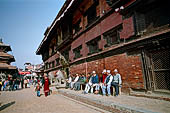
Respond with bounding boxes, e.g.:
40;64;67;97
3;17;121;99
21;78;24;89
102;70;113;96
112;69;122;96
9;78;13;91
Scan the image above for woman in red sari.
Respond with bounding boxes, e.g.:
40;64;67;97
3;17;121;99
44;76;50;97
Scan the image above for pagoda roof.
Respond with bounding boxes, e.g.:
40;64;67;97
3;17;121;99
0;52;15;62
0;63;17;70
0;42;12;52
0;52;14;58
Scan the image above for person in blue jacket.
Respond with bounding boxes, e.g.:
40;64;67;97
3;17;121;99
90;71;99;94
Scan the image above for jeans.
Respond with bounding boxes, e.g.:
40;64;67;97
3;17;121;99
74;82;80;90
37;91;40;97
102;84;111;95
111;82;119;96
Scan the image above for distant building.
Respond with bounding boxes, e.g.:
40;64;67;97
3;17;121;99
36;0;170;94
19;62;44;79
24;62;33;71
0;38;17;79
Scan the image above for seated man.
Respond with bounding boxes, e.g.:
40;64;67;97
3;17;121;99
70;74;79;89
74;74;85;90
101;70;113;96
83;73;92;94
78;74;86;90
90;71;99;94
111;69;122;96
100;69;107;89
65;74;72;88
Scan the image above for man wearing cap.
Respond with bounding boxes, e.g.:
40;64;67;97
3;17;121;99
101;69;107;85
112;69;122;96
90;71;99;94
102;70;113;96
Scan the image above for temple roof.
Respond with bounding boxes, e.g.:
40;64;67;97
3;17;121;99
0;52;14;58
0;52;15;62
0;63;17;70
0;42;12;52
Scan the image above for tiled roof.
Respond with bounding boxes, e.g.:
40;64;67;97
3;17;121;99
0;52;14;59
0;63;17;70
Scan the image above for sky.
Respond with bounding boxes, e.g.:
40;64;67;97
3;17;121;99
0;0;66;69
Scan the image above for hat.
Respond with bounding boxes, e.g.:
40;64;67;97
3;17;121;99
102;69;107;73
114;69;118;72
107;70;110;73
92;71;96;74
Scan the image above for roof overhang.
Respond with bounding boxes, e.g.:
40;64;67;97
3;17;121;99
36;0;76;55
0;63;17;70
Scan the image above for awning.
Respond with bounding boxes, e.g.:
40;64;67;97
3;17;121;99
19;71;31;75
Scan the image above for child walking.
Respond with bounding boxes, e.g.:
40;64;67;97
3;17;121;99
35;83;41;97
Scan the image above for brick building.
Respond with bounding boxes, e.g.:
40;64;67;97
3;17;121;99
36;0;170;94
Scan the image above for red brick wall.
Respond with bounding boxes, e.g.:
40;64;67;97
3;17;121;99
101;13;122;34
120;16;135;39
85;24;101;42
45;53;59;64
70;53;145;91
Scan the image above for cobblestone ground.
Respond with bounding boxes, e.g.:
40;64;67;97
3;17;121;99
0;86;109;113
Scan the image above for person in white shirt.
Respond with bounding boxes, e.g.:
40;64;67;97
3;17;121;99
70;74;79;89
101;70;113;96
112;69;122;96
83;74;92;94
66;74;72;88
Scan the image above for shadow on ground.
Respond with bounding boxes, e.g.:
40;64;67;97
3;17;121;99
0;101;15;111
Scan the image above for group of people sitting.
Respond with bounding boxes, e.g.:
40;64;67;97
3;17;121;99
66;69;122;96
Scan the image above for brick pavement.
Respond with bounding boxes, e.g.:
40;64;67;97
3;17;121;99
0;86;110;113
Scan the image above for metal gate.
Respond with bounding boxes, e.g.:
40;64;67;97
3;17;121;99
150;48;170;91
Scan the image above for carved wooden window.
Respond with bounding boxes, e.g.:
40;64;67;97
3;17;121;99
73;19;82;34
134;1;170;35
61;47;70;62
73;45;82;59
43;50;49;61
86;36;101;55
103;25;122;48
84;0;99;26
57;28;63;45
